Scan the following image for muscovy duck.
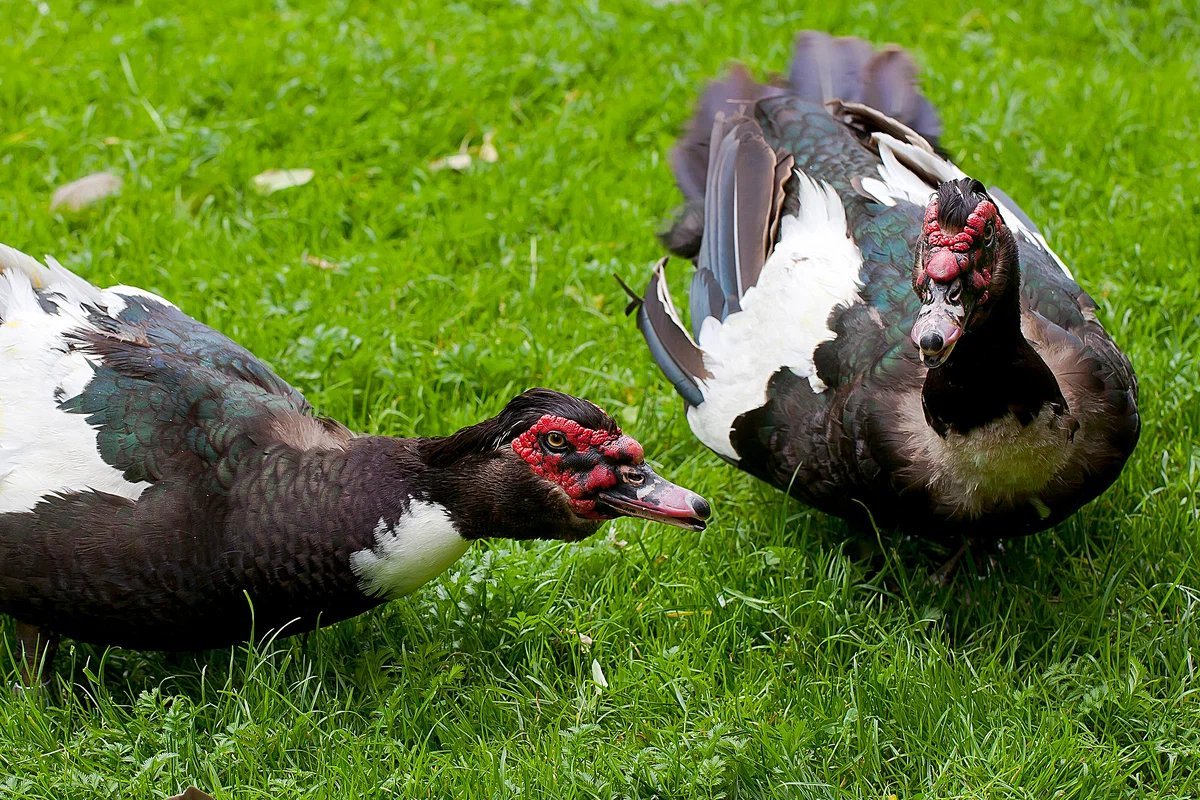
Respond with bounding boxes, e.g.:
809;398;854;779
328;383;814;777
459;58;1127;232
632;32;1138;540
0;243;709;683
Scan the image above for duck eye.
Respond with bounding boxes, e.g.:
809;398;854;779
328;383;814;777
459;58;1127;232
544;431;568;451
983;220;996;246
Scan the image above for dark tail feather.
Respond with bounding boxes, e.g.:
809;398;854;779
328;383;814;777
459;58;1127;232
787;31;942;147
663;31;943;259
691;115;793;324
671;65;778;208
665;66;785;260
862;48;942;144
620;260;707;407
787;31;876;106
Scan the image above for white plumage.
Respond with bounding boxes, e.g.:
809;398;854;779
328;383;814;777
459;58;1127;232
858;134;1074;279
0;244;151;513
349;501;470;598
686;170;864;460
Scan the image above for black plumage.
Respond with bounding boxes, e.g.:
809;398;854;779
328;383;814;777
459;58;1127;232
631;31;1139;540
0;248;709;682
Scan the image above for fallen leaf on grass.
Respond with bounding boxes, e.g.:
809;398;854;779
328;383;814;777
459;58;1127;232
50;171;122;211
252;168;314;195
303;252;340;270
565;629;594;651
429;150;472;172
429;133;499;171
167;788;215;800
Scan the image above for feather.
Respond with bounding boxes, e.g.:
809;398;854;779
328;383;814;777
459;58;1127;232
689;267;725;338
636;260;707;407
697;115;783;317
788;31;875;106
861;48;943;144
787;31;942;147
0;245;109;311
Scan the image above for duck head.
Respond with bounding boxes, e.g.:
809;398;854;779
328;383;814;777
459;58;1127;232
910;178;1019;368
424;389;710;541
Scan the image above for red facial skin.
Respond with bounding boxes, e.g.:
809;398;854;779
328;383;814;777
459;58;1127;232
511;414;645;519
915;197;1002;304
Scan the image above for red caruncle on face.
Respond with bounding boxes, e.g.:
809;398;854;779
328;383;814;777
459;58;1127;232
918;197;1001;295
511;414;645;518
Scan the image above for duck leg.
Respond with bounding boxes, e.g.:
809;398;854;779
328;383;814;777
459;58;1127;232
932;538;1005;585
932;539;971;585
15;622;59;687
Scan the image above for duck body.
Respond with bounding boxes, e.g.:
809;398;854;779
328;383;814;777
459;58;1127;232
0;244;709;666
636;33;1138;539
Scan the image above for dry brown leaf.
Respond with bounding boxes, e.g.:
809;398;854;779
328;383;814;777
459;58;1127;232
252;168;314;195
167;788;215;800
50;171;122;211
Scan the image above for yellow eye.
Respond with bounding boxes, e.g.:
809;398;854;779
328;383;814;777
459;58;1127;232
545;431;568;450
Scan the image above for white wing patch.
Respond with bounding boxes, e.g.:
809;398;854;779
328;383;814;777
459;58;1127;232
349;501;470;599
686;171;864;460
102;284;177;315
857;133;1074;279
0;246;153;513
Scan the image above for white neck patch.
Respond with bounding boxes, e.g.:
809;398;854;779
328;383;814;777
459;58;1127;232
349;500;470;599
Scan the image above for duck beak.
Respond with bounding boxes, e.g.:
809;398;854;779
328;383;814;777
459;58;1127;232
596;465;710;531
911;282;965;369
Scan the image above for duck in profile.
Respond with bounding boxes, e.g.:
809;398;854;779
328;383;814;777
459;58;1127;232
632;32;1138;541
0;244;709;684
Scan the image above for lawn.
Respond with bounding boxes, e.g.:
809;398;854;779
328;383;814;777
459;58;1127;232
2;0;1198;796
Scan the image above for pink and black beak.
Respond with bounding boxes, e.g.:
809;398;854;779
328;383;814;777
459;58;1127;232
912;277;966;369
596;464;710;531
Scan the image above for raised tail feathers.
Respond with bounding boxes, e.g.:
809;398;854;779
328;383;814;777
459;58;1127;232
785;30;941;147
664;30;943;259
669;114;793;329
618;261;707;407
665;65;782;261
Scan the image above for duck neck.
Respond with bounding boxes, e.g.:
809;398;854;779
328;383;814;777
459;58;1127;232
921;286;1065;437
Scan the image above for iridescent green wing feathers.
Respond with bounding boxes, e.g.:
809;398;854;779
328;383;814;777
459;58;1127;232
63;295;325;489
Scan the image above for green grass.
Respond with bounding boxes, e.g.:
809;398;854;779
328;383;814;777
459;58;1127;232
2;0;1198;796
